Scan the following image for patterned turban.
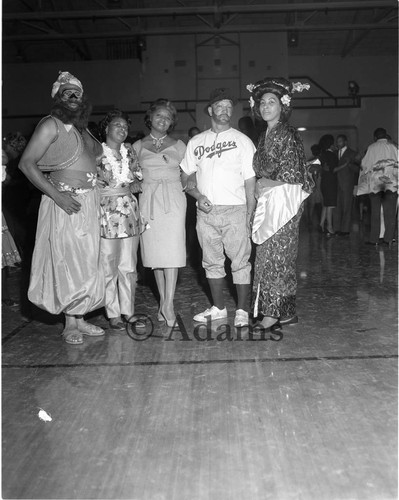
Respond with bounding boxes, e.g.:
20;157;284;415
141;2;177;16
51;71;83;98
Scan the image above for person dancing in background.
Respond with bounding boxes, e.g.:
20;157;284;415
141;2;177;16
2;132;29;257
19;71;105;345
319;134;338;237
333;134;359;236
133;99;187;327
97;110;144;330
247;77;313;330
304;143;323;229
2;149;22;308
357;127;398;246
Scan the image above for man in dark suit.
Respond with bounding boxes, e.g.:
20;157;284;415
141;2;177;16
333;134;359;235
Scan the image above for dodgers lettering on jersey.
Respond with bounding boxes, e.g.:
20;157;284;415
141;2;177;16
194;140;237;160
180;128;256;205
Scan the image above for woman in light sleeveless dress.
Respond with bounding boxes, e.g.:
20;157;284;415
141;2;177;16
133;99;186;326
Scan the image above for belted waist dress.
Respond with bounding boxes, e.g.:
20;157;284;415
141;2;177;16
134;139;186;268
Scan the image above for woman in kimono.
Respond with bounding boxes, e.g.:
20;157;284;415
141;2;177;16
246;77;313;330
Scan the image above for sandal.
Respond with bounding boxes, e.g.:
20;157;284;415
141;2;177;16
62;329;83;345
77;322;105;336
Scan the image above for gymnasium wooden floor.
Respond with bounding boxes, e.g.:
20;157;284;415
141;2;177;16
2;218;398;500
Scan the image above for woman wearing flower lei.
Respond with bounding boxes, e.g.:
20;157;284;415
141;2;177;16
97;109;144;330
246;77;313;330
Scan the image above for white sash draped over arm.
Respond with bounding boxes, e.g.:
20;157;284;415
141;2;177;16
252;179;310;244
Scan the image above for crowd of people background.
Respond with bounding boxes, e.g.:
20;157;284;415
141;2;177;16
2;70;398;343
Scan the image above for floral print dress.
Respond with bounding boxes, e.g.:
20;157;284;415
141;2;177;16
98;143;143;239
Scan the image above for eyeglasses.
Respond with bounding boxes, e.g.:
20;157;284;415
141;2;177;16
61;89;83;99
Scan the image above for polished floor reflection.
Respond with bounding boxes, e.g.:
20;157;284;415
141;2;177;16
2;218;398;500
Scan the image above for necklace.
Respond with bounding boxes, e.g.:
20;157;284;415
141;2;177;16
150;133;167;152
102;143;132;184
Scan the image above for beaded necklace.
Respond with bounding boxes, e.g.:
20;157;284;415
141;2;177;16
102;143;131;184
150;133;167;152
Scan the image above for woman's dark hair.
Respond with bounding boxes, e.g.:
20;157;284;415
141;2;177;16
252;91;292;123
251;77;293;123
319;134;335;151
144;98;177;132
374;128;387;140
98;109;130;142
310;143;321;157
188;126;201;138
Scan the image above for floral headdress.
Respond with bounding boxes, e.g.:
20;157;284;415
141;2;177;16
246;78;310;109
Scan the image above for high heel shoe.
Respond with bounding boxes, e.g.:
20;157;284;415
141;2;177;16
160;307;177;327
162;314;177;327
157;300;166;322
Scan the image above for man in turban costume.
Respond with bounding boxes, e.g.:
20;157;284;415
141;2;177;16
19;71;105;344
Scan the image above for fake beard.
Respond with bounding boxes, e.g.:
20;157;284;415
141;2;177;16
51;95;92;131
